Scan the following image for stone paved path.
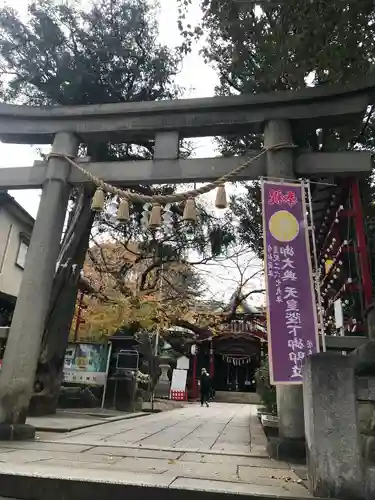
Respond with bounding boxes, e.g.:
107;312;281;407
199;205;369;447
0;403;311;498
53;402;265;454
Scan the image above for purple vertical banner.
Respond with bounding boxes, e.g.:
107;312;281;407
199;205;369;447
262;180;319;384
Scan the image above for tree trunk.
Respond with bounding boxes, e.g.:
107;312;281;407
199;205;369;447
28;187;94;416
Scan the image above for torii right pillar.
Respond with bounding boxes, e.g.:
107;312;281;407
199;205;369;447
264;120;306;461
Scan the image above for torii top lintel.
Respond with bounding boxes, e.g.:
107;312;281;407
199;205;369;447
1;76;375;144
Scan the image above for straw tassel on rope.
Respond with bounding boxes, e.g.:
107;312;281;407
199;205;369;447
117;198;130;222
91;188;105;211
183;197;197;223
149;203;162;228
215;183;227;209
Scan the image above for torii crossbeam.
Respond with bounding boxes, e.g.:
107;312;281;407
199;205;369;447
0;77;374;440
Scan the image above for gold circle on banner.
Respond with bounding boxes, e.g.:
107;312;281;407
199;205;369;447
268;210;299;242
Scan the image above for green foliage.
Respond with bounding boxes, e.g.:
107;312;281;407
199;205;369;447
0;0;181;106
0;0;238;272
0;0;182;214
178;0;375;260
179;0;375;93
254;355;276;415
230;182;263;260
209;225;236;257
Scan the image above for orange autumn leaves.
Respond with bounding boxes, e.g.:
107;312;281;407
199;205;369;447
71;242;213;341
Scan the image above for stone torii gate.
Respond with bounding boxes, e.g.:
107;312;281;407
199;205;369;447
0;78;374;443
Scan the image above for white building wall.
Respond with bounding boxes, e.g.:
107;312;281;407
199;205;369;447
0;205;32;298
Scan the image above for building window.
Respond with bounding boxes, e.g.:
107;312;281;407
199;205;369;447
16;238;29;269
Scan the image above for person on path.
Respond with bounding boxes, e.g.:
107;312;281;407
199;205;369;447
200;368;210;407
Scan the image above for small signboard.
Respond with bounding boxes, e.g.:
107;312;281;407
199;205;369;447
63;342;110;387
170;368;187;393
334;299;344;329
116;349;139;370
176;355;189;370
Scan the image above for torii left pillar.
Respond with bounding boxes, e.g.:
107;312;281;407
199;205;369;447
0;132;78;438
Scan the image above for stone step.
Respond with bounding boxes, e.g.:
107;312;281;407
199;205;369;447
0;467;328;500
214;391;261;404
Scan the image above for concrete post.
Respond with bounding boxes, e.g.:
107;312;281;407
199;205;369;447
0;132;78;436
365;302;375;341
264;120;306;460
276;385;305;439
303;353;365;499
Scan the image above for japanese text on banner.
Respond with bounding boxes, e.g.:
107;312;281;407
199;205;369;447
263;182;319;384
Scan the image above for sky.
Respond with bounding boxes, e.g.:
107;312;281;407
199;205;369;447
1;0;220;218
0;0;263;304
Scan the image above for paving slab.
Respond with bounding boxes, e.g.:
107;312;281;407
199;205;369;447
248;445;269;457
0;450;124;465
35;459;170;474
0;451;20;462
169;477;309;497
0;441;92;452
0;462;175;487
115;457;239;481
0;454;312;498
238;465;302;483
173;438;216;450
179;452;289;468
27;411;145;432
82;446;182;460
52;434;112;444
73;441;269;456
0;403;317;499
53;404;251;449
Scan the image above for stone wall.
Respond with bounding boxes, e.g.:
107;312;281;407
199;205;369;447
302;349;375;499
302;351;375;499
357;376;375;463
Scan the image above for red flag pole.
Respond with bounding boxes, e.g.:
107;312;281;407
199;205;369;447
351;179;372;308
192;353;197;399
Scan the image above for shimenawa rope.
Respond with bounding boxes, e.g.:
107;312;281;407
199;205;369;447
45;141;295;205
